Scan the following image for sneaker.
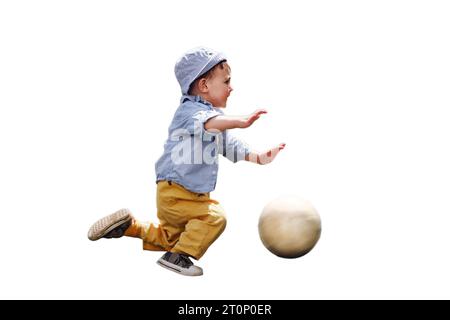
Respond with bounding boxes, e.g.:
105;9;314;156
87;208;133;241
157;252;203;276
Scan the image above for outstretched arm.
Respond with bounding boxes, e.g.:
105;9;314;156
204;109;267;132
245;143;286;165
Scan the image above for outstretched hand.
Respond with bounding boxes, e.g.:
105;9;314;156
246;143;286;165
258;143;286;165
239;109;267;128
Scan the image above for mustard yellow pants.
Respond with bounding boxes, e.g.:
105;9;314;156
124;181;226;260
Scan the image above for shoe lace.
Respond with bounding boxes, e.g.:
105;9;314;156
175;254;193;268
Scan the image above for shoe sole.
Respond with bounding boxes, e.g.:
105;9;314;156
157;258;203;277
87;208;132;241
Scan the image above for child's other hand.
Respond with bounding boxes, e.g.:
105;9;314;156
256;143;286;165
239;109;267;128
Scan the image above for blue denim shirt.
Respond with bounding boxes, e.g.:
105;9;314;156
155;95;250;193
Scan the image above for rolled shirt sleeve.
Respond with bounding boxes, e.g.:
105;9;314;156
192;109;223;140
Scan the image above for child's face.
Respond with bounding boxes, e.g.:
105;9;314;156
205;63;233;108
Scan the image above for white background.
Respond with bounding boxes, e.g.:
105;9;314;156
1;0;449;299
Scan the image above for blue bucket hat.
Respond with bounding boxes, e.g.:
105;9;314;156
174;46;227;95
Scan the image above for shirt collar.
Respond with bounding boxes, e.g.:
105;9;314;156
180;95;213;108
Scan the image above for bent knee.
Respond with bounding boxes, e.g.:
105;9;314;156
218;214;227;231
210;212;227;233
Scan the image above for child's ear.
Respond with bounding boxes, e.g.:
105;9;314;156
198;78;209;93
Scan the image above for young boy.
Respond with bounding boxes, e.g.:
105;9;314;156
88;47;285;276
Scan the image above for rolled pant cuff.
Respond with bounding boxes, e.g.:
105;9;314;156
143;242;166;251
171;247;203;260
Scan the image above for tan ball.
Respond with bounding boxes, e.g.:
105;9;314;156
258;196;321;258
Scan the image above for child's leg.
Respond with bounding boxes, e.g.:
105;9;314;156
143;181;226;260
124;217;176;252
171;199;226;260
122;183;187;251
